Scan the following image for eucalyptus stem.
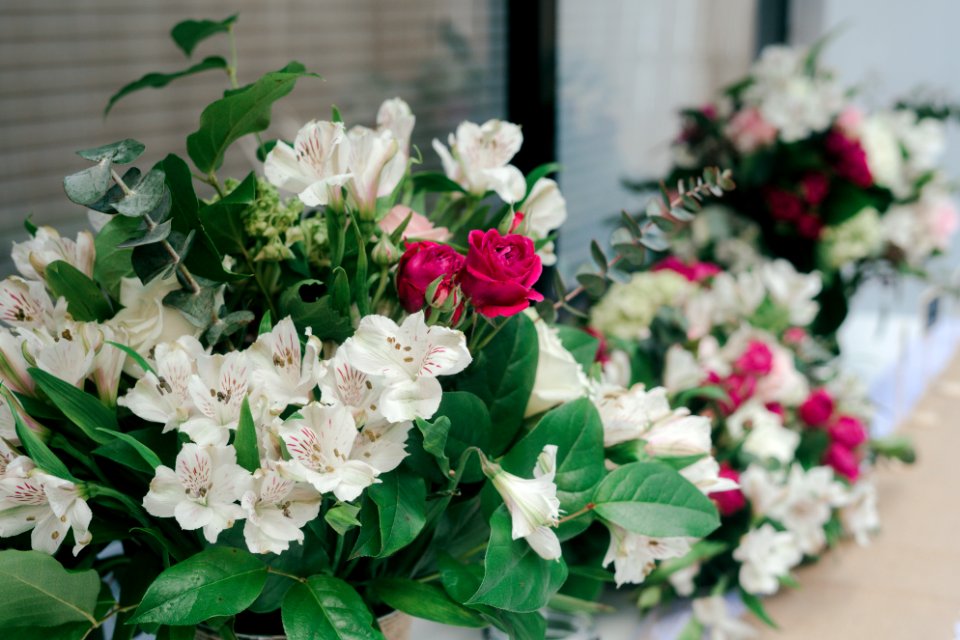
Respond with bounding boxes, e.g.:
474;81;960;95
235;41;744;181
110;169;201;295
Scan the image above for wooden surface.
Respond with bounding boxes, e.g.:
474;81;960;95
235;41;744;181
751;347;960;639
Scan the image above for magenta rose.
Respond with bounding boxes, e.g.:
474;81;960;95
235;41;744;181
734;340;774;376
823;443;861;482
652;256;722;283
395;241;465;313
799;388;835;427
711;464;746;517
829;415;867;449
459;229;543;318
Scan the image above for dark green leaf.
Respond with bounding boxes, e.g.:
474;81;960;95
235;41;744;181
362;469;427;558
30;367;119;438
76;139;145;164
44;260;112;322
93;215;139;295
555;326;599;371
92;427;177;475
414;415;451;476
0;550;98;628
592;461;720;538
187;62;317;173
589;240;608;273
411;172;467;193
433;392;490;483
198;172;255;255
522;162;561;198
131;547;267;625
575;272;607;297
11;401;74;481
106;340;154;374
106;57;228;114
279;282;353;343
373;578;486;628
281;575;383;640
249;539;329;614
171;15;237;57
95;428;161;470
739;587;778;629
234;397;260;473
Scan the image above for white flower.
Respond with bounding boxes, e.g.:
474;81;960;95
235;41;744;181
525;311;590;417
241;468;322;554
377;98;415;158
277;403;387;502
182;351;251;446
264;120;352;208
0;457;92;555
692;595;758;640
729;401;799;464
520;178;567;266
663;344;704;392
668;561;700;597
349;420;413;476
317;350;385;426
344;125;405;216
433;120;526;203
0;329;36;395
0;277;65;331
590;271;695;340
143;444;251;543
681;457;739;496
822;206;884;267
595;384;711;455
602;523;693;587
733;523;803;595
758;259;821;326
481;445;562;561
31;324;97;388
882;190;959;266
109;275;200;367
12;226;95;282
340;312;471;423
247;317;319;414
119;336;204;432
837;479;879;546
601;348;632;388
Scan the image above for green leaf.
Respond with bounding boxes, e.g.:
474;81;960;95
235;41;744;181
592;461;720;538
258;310;273;335
44;260;112;322
131;547;267;625
0;550;98;628
281;575;384;640
500;397;605;538
324;503;361;535
555;326;599;371
106;57;228;114
92;427;176;475
76;139;145;164
93;215;138;296
115;166;168;217
64;160;112;207
249;539;329;614
468;506;568;612
187;62;317;173
414;415;451;475
411;171;467;193
373;578;486;628
11;403;74;481
457;314;538;454
362;469;427;558
233;396;260;473
106;340;155;374
522;162;561;198
30;367;119;439
198;172;256;255
433;392;490;483
739;587;779;629
575;272;608;297
279;282;354;343
96;428;162;470
171;15;238;56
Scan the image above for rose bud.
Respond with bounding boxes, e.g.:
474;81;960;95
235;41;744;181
798;388;834;427
823;442;860;482
395;241;465;313
829;415;867;449
734;340;774;376
711;464;746;517
459;229;544;318
371;233;401;266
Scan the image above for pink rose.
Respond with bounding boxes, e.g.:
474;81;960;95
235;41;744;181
765;188;804;222
823;443;860;481
652;256;722;282
828;415;867;449
783;327;807;345
930;199;960;250
799;388;835;427
826;130;873;188
379;205;451;242
735;340;774;376
801;173;829;206
711;464;746;517
395;241;465;313
460;229;544;318
796;213;824;239
726;107;778;153
765;402;785;418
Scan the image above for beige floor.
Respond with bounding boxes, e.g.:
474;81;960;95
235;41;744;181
751;349;960;639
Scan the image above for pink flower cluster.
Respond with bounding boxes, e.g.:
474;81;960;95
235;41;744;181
825;129;873;188
652;256;722;282
708;340;776;415
764;173;830;240
798;388;868;481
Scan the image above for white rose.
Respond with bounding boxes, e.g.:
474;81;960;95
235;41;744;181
109;276;201;365
524;311;589;417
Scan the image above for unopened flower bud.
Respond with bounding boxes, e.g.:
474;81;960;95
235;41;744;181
497;210;527;235
371;234;401;266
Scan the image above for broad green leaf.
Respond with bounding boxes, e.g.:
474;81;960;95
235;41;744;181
44;260;112;322
467;506;568;613
198;172;256;255
592;461;720;538
279;281;353;343
0;550;98;628
281;575;383;640
106;57;228;114
555;326;599;371
411;171;467;193
234;396;260;473
30;367;119;439
171;15;237;57
500;397;605;538
373;578;486;628
11;404;74;481
187;62;317;173
324;503;361;535
457;314;538;454
364;468;427;558
131;547;267;625
414;415;451;475
249;539;329;614
433;391;490;483
63;160;112;207
93;215;139;295
96;428;161;470
76;139;145;164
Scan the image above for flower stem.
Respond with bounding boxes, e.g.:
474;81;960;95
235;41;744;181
267;567;307;583
557;502;596;525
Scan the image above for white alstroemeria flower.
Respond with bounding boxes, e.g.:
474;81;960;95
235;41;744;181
119;336;204;432
109;275;201;369
481;445;562;561
376;97;415;158
759;259;821;326
601;348;632;388
350;420;413;475
241;468;322;554
264;120;352;208
681;457;739;496
12;226;95;282
0;276;65;331
525;310;590;417
248;317;319;414
0;329;35;395
143;444;251;543
602;523;693;587
345;126;405;216
31;325;97;388
692;595;758;640
433;119;526;203
734;523;803;595
838;479;879;546
83;323;127;405
741;410;800;464
0;457;92;555
182;351;251;446
668;561;700;597
340;312;471;423
317;350;385;426
277;403;383;502
520;178;567;266
663;344;705;392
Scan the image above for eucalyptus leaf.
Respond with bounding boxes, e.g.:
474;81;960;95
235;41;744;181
64;160;112;207
76;139;145;164
115;166;168;217
116;218;173;248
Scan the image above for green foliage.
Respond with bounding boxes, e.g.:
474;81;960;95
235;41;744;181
433;391;491;483
373;578;487;628
106;57;229;114
281;575;384;640
233;396;260;472
739;587;779;629
0;550;99;632
279;280;354;343
351;469;427;558
44;260;112;322
411;172;467;193
171;15;238;57
12;405;74;481
555;326;599;370
30;367;119;440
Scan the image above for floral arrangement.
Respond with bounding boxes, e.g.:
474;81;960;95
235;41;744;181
653;42;957;335
0;16;741;640
587;255;913;634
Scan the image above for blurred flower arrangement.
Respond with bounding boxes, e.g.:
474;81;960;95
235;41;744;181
585;255;914;635
651;41;958;335
0;15;743;640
